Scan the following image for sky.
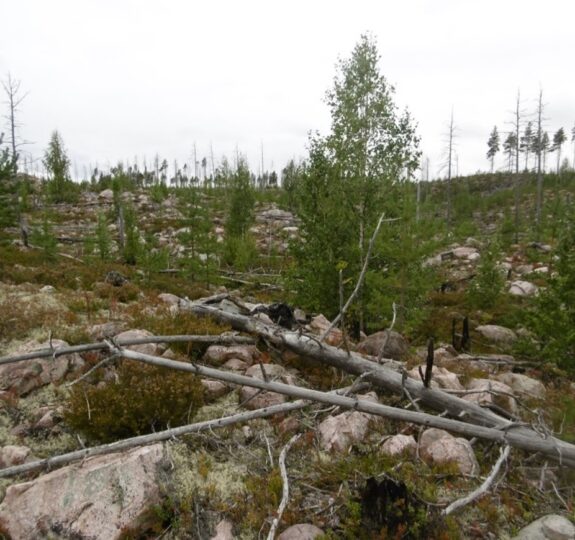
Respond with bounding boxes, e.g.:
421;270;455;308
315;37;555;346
1;0;574;181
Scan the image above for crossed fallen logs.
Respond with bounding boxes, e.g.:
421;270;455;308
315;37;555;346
0;298;574;481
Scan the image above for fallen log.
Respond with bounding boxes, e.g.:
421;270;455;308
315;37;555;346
115;347;575;466
182;301;575;463
0;334;255;367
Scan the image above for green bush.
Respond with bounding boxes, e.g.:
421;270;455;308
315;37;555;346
466;242;505;309
222;234;258;271
65;360;204;443
523;212;575;373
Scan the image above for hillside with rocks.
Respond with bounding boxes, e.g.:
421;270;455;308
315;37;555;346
0;170;574;539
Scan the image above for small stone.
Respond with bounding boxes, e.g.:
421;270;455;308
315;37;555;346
476;325;517;345
278;524;324;540
509;280;539;297
512;514;575;540
0;446;33;468
202;380;230;400
210;519;234;540
495;372;546;400
157;293;180;306
381;434;417;457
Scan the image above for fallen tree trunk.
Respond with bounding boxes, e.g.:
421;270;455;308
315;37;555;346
0;334;254;367
116;348;575;466
182;302;575;463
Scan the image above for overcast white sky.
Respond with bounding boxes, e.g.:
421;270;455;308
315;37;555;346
1;0;574;180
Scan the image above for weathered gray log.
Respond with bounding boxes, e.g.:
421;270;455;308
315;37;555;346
116;348;575;466
0;334;254;366
182;302;575;463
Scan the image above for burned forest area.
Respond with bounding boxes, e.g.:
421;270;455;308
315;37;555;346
1;32;575;540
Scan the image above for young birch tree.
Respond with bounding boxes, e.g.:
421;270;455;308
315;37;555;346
291;34;420;328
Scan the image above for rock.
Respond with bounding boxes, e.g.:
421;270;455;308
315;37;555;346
308;314;343;346
210;519;235;540
509;280;539;297
0;339;84;396
204;345;258;366
529;242;552;253
318;394;376;452
381;434;417;457
202;380;230;400
33;409;60;430
419;429;479;475
98;188;114;201
512;514;575;540
515;264;534;275
278;523;324;539
319;411;370;452
533;266;549;274
223;358;249;372
0;445;165;540
277;416;300;436
294;308;307;324
463;379;517;414
453;246;479;259
239;364;295;410
39;285;55;294
105;270;128;287
0;445;33;468
158;292;180;306
88;321;127;341
407;365;463;391
419;428;452;450
476;324;517;345
356;330;408;360
495;372;546;400
468;252;481;262
114;329;158;356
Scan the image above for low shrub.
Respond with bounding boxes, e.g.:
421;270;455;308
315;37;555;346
64;360;204;443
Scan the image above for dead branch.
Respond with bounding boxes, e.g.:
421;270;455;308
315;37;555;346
321;213;396;341
442;445;511;515
266;433;301;540
0;398;304;479
113;347;575;466
376;301;398;364
0;334;255;367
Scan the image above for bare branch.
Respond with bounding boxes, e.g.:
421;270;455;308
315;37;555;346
321;213;399;341
442;445;511;515
266;434;301;540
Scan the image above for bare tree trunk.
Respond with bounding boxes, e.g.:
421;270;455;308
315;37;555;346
535;90;544;238
446;109;455;229
513;91;522;244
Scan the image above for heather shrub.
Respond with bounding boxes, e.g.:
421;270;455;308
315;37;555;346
65;360;204;443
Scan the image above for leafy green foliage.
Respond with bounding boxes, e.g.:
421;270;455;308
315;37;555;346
122;203;141;265
467;242;505;309
225;159;255;238
523;211;575;372
0;135;18;235
222;233;258;271
43;131;78;203
65;360;204;443
95;211;112;260
289;35;421;327
30;214;58;261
